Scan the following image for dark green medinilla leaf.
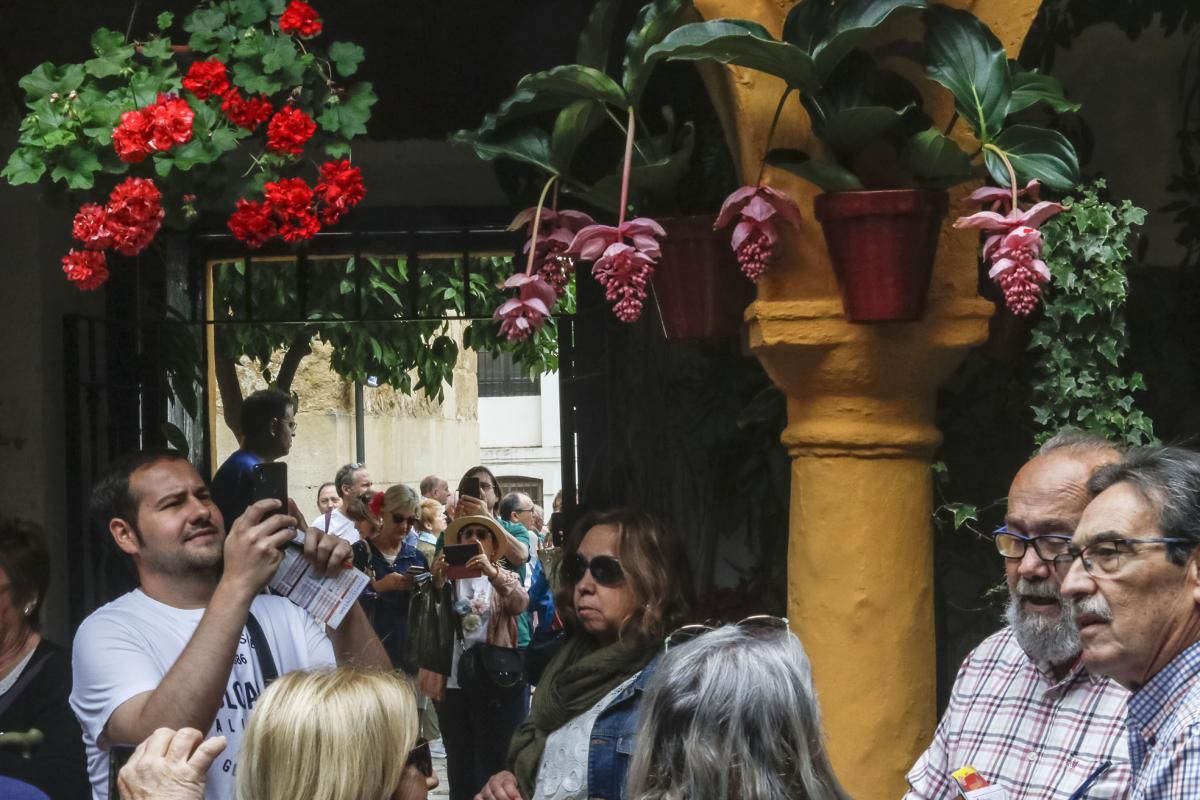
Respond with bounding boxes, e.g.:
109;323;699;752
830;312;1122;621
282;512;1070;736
623;0;690;104
550;99;606;173
453;129;559;177
984;125;1079;191
468;88;569;137
576;0;620;69
1008;64;1081;115
812;0;927;79
765;148;864;191
582;121;696;212
821;105;914;155
805;51;921;153
900;127;972;188
517;65;629;111
646;19;816;91
783;0;834;56
925;5;1010;143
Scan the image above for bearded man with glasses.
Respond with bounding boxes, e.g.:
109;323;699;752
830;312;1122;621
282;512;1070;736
905;430;1132;800
1061;446;1200;799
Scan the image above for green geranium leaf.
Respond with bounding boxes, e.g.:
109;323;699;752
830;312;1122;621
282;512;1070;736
157;11;175;30
261;37;298;75
1008;65;1081;115
1;148;46;185
325;141;352;158
49;147;102;189
622;0;689;104
232;0;270;26
984;125;1079;191
318;82;376;138
812;0;927;79
647;19;815;91
232;60;283;95
517;65;629;111
210;126;242;154
90;28;129;56
550;99;605;173
140;37;174;61
328;42;365;77
154;155;176;177
925;5;1010;143
765;148;864;191
184;7;227;37
900;127;972;188
131;70;174;107
20;62;85;102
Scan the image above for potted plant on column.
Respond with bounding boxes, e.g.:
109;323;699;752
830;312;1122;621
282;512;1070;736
647;0;1081;322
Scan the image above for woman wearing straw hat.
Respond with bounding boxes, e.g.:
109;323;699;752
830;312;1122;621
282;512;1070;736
431;514;529;800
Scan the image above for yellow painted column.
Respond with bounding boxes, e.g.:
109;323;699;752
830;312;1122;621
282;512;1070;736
689;2;1044;797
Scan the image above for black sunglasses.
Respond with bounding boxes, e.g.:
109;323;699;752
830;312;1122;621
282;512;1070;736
405;737;432;778
391;513;418;527
564;554;625;587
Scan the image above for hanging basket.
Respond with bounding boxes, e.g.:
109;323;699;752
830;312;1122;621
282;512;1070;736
814;189;948;323
651;214;752;340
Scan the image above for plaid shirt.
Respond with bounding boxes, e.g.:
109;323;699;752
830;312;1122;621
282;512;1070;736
1126;640;1200;799
905;628;1131;799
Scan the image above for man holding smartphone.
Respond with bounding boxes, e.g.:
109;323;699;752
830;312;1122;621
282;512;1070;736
210;389;297;529
71;450;390;800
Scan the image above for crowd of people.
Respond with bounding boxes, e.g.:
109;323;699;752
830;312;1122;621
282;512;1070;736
6;388;1200;799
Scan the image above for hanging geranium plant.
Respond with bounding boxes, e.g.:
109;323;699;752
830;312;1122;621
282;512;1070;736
1;0;377;291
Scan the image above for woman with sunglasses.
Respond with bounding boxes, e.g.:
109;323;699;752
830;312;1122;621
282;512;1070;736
430;515;530;800
627;623;851;800
115;668;439;800
478;508;693;800
352;484;428;674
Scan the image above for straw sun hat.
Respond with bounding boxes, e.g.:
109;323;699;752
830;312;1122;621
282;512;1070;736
444;515;508;561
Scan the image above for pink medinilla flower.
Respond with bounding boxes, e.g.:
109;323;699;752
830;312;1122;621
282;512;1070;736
968;179;1041;213
955;198;1064;316
714;185;802;281
493;273;558;342
568;218;666;323
510;207;595;297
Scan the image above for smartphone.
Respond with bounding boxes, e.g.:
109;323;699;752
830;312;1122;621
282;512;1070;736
444;542;483;580
460;476;482;500
251;462;288;511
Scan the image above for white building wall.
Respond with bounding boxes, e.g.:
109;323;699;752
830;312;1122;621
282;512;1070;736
480;372;562;511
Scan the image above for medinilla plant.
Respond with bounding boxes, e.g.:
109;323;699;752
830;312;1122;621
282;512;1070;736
452;0;699;337
2;0;376;290
646;0;1082;306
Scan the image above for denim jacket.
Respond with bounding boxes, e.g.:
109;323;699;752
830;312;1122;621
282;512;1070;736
585;655;661;800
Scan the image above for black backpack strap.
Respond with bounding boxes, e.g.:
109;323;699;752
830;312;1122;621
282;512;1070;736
245;612;278;686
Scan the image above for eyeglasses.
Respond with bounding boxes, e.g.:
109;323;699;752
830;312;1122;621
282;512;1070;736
515;506;534;513
564;554;625;587
664;615;790;652
993;527;1073;564
405;737;432;778
1063;537;1194;576
277;417;297;433
391;513;419;528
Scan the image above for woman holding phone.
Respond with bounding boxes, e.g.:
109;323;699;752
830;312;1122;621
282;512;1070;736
431;515;529;800
454;466;529;568
476;508;692;800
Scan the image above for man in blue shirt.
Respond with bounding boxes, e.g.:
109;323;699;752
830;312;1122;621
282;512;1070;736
210;389;296;527
1062;446;1200;799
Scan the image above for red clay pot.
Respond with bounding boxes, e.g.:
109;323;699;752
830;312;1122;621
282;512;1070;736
814;189;948;323
651;214;752;340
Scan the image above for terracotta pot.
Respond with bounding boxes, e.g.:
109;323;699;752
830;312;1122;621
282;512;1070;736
814;189;948;323
650;214;752;340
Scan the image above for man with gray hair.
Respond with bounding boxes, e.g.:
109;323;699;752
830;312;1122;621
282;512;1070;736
906;430;1132;799
1062;445;1200;798
320;462;372;544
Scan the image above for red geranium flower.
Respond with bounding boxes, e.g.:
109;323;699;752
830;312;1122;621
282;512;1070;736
181;59;230;101
62;250;109;291
145;94;194;152
264;177;321;242
314;160;366;224
112;109;152;163
221;89;274;131
227;199;278;249
72;203;113;251
279;1;323;38
266;106;316;157
105;177;164;256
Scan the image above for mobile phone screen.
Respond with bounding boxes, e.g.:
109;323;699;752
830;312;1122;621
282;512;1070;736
444;542;482;565
251;462;288;510
460;476;482;500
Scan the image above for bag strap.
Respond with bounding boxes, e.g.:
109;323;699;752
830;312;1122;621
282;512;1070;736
246;612;279;686
0;646;52;719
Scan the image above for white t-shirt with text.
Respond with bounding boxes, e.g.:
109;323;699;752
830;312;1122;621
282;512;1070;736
70;589;335;799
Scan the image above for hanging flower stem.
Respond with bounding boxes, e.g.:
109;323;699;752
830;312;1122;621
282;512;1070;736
983;143;1020;211
754;88;794;187
523;174;559;276
617;106;636;230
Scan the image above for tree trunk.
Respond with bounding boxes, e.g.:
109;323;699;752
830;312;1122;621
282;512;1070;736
214;327;315;439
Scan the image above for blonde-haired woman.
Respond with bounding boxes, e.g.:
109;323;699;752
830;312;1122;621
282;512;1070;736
116;668;438;800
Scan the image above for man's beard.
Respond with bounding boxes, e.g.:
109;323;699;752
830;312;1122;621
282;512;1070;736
1006;578;1081;667
134;524;225;579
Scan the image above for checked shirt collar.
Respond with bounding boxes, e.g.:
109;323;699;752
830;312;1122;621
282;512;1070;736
1127;639;1200;780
